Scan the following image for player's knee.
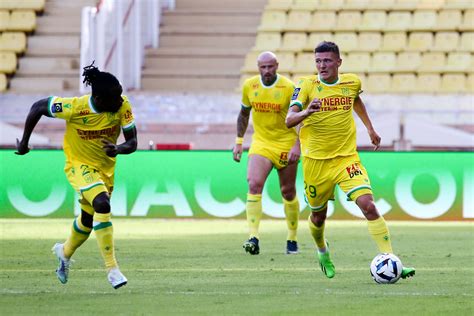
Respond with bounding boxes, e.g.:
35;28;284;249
280;185;296;201
311;210;326;227
92;192;111;214
80;210;93;228
359;199;379;219
247;178;264;194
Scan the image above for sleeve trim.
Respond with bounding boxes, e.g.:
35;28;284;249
47;96;57;117
290;100;303;110
122;121;136;131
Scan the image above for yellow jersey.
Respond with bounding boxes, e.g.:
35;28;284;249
48;95;135;175
241;74;297;150
290;73;361;160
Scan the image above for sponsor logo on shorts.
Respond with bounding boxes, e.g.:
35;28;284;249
346;163;363;179
279;152;289;166
52;103;63;113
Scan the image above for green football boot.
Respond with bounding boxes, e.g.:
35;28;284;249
317;242;335;278
401;266;416;279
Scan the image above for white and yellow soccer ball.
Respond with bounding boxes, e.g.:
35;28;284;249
370;253;403;284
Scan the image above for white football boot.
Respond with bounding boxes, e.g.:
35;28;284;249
108;267;128;289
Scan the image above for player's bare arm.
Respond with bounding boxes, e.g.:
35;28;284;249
101;125;137;157
233;107;251;162
15;98;51;155
353;97;381;150
288;138;300;164
285;98;321;128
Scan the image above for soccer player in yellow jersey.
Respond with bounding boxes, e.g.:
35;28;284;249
15;63;137;289
286;42;415;279
233;51;301;255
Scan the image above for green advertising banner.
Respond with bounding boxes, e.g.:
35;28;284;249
0;150;472;220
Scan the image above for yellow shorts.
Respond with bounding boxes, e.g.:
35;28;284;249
249;143;292;170
302;153;372;212
65;162;114;215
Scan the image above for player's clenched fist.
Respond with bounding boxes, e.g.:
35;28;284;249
305;98;321;117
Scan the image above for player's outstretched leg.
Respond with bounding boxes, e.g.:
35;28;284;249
317;241;335;278
51;243;72;284
401;266;416;279
243;237;260;255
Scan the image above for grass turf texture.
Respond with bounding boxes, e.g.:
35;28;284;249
0;219;473;315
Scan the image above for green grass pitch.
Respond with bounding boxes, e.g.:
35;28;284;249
0;219;473;315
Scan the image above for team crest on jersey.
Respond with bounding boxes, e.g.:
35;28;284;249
317;86;323;92
291;88;300;100
341;87;350;96
274;91;282;99
52;103;62;113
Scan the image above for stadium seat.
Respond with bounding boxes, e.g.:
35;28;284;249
385;11;412;31
359;11;387;31
334;33;358;53
432;32;460;52
371;52;397;73
368;0;396;9
335;11;362;31
0;10;9;31
345;0;370;10
417;0;445;9
0;52;17;73
341;52;370;73
308;11;336;32
396;52;422;72
0;0;45;11
393;0;418;10
275;52;295;73
416;74;441;92
0;72;6;91
293;52;315;73
253;32;281;51
459;32;474;51
459;9;474;31
445;0;473;9
392;74;417;92
412;10;437;31
380;32;407;52
436;10;462;31
258;11;287;32
284;10;311;32
279;32;307;52
305;32;333;52
467;73;474;92
357;32;382;52
444;52;471;72
241;51;260;73
367;74;391;93
407;32;433;51
318;0;345;10
265;0;293;11
440;74;466;92
8;10;36;32
291;0;318;11
0;32;27;53
418;52;446;72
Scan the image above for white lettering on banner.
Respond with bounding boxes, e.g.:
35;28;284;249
195;179;244;217
464;169;473;218
130;181;192;216
395;170;456;219
8;185;66;216
336;187;392;218
74;185;127;216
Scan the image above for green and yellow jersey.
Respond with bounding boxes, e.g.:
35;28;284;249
241;74;297;150
47;95;135;176
290;73;361;160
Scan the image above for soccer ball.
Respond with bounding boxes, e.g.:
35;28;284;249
370;253;403;284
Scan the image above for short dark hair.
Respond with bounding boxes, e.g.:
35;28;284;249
314;41;340;58
82;61;121;98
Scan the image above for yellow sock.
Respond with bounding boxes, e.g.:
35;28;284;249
246;193;262;239
367;216;393;253
308;215;326;249
93;212;117;269
283;197;299;241
64;215;92;258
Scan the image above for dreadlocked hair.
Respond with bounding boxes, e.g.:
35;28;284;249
82;61;121;98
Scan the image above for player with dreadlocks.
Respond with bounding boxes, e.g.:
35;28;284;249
16;62;137;289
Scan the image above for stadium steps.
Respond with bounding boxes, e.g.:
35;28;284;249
7;0;95;93
141;0;266;92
